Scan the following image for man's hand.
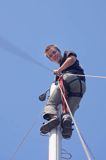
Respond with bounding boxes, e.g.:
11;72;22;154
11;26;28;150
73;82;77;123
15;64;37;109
53;69;61;75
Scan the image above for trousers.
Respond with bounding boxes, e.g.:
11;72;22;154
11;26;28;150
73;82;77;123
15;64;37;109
43;72;86;120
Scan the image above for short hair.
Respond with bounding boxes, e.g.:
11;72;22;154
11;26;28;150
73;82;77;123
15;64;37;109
44;44;61;54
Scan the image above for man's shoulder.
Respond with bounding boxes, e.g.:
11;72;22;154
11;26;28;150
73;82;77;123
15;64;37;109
64;50;77;58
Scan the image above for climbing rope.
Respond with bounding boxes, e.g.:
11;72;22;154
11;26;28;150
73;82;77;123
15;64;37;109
58;83;94;160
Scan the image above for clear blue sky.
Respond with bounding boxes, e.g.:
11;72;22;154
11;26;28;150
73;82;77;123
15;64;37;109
0;0;106;159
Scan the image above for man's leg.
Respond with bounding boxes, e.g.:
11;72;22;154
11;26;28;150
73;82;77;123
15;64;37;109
61;74;86;139
40;83;62;134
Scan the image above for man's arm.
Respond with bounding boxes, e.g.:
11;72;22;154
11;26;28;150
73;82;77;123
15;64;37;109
53;56;76;75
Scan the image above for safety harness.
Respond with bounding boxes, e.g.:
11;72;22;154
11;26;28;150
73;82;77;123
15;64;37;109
63;77;83;98
58;75;83;114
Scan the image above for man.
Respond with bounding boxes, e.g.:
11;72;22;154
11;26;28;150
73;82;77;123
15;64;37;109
40;44;86;139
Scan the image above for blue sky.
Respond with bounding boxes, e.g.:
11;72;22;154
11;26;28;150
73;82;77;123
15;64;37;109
0;0;106;159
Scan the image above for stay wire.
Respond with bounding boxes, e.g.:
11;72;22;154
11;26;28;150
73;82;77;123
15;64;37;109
69;73;106;79
0;36;52;72
9;120;36;160
58;83;93;160
0;36;106;79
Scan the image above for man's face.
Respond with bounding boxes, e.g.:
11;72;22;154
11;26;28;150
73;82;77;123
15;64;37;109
45;48;61;64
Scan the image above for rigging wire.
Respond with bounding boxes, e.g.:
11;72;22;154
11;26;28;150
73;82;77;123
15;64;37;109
70;73;106;79
9;120;36;160
0;36;52;72
0;36;106;80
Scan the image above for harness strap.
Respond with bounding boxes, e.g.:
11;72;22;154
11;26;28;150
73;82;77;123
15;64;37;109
58;75;83;114
63;77;83;98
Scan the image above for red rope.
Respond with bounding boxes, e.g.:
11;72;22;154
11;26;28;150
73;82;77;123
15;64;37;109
58;76;68;113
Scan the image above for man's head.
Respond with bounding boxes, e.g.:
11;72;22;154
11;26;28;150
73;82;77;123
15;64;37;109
44;44;62;64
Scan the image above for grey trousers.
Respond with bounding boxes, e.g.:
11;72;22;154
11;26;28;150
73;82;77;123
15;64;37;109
43;73;86;119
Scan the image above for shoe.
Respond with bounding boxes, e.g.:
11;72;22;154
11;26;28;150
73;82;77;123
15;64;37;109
61;114;73;139
40;117;60;134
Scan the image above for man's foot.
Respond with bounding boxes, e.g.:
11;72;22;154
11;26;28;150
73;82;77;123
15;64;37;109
40;116;60;134
61;114;73;139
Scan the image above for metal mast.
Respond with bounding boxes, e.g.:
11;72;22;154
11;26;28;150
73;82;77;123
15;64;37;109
48;83;62;160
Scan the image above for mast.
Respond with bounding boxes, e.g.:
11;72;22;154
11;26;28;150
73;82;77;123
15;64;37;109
48;83;62;160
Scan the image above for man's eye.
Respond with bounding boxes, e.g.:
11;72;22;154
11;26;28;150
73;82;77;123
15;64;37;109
52;51;57;54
